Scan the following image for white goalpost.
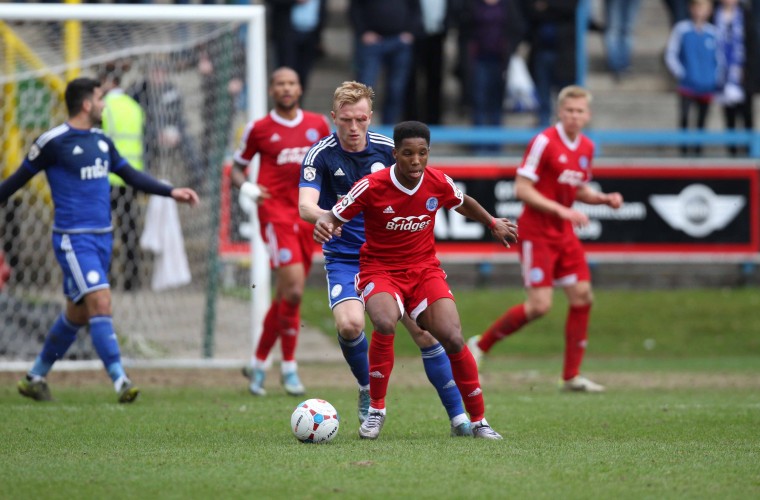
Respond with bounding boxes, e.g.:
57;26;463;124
0;4;270;368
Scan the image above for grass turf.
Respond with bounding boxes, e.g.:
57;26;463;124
300;287;760;358
1;359;759;499
2;287;759;498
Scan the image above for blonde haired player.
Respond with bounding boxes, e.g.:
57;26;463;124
299;82;474;436
468;85;624;392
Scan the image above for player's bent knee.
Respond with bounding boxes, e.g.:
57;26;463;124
370;315;397;335
85;293;112;317
570;296;593;308
66;309;89;326
440;335;465;354
280;290;304;305
337;321;364;340
338;325;363;340
574;290;594;307
527;301;552;319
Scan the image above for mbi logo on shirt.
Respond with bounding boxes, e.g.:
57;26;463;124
80;158;109;180
385;215;431;232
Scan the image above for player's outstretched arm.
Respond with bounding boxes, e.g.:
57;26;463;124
298;186;327;224
171;188;199;206
117;164;198;206
455;195;518;247
576;184;623;209
0;166;35;204
516;175;589;227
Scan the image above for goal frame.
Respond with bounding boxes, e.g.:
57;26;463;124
0;3;271;363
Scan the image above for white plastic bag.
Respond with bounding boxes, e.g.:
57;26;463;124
505;54;538;112
720;82;745;105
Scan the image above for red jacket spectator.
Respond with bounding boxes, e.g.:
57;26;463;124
0;251;11;289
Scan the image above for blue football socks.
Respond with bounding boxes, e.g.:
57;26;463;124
29;314;83;378
337;331;370;387
421;343;465;420
89;315;126;382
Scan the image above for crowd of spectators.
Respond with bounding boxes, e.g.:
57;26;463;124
14;0;759;156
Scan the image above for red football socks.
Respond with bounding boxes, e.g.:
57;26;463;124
448;346;485;422
368;332;395;410
279;299;300;362
563;304;591;380
255;300;281;361
478;303;528;352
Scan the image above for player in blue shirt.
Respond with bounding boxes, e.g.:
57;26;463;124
298;81;472;436
0;77;199;403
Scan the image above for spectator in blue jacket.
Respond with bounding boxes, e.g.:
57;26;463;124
713;0;758;157
665;0;722;156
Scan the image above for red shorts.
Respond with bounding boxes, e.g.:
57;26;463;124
356;266;454;321
518;237;590;288
260;219;315;274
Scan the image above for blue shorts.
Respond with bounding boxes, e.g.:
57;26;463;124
52;232;112;303
323;254;362;309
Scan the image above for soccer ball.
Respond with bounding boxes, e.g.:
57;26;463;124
290;398;340;443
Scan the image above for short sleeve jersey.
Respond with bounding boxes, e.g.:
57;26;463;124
234;109;330;224
516;123;594;242
22;123;128;233
332;165;464;271
300;131;394;256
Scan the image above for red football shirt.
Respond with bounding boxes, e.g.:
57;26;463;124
332;165;464;271
233;109;330;224
516;123;594;242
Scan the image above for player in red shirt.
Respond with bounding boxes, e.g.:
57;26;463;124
232;67;331;396
314;121;518;439
468;86;624;392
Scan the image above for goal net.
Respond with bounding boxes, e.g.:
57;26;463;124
0;4;270;367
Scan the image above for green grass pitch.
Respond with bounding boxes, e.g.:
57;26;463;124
1;288;759;498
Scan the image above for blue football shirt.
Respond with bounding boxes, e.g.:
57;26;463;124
300;131;394;256
23;123;128;233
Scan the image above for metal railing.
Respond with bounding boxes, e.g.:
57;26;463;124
375;126;760;159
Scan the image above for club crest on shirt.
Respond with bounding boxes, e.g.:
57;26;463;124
28;144;41;161
425;197;438;211
98;140;109;152
579;156;589;169
303;166;316;182
370;162;385;173
306;128;320;142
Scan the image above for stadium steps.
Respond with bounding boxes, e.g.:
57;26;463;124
308;0;754;133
